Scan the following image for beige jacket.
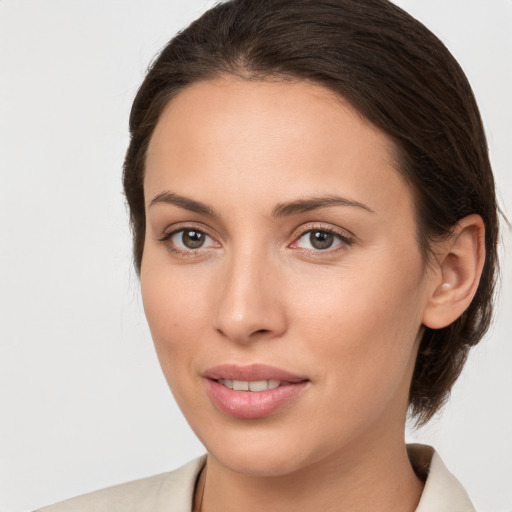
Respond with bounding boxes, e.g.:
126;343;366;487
35;444;476;512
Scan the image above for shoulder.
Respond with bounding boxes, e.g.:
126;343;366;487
34;455;206;512
408;444;476;512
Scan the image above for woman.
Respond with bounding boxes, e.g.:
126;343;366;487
35;0;499;510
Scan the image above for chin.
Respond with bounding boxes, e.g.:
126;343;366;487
194;419;328;478
210;445;308;477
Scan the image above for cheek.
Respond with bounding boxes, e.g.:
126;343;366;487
141;243;213;326
140;259;213;374
140;265;214;415
291;251;426;387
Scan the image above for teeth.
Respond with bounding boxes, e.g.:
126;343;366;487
233;380;249;391
248;380;267;392
268;379;280;389
218;379;281;391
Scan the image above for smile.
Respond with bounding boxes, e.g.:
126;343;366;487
203;365;309;419
206;379;309;419
217;379;281;391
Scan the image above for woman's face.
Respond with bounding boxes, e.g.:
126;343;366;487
141;78;434;476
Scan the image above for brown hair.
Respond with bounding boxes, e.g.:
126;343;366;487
123;0;499;425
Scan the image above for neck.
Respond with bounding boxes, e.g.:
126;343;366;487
198;434;424;512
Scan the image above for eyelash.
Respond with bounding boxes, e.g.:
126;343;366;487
158;223;354;257
290;225;354;254
158;224;219;257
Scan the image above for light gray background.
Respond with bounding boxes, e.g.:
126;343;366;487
0;1;510;511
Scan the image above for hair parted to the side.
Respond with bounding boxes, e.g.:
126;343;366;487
123;0;499;425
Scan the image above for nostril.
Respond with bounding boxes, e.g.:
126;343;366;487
253;329;270;336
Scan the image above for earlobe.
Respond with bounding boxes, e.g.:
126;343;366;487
422;214;486;330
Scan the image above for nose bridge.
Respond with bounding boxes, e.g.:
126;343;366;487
213;242;286;343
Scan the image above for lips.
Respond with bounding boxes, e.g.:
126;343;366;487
203;364;309;419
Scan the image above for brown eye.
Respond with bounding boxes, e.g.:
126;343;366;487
178;230;206;249
165;229;216;251
161;226;221;255
309;231;335;250
292;228;350;252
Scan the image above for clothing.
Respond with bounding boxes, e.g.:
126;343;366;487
35;444;476;512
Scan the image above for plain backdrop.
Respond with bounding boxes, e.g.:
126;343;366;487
0;1;511;511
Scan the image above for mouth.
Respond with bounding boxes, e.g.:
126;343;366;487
203;364;309;419
216;378;291;391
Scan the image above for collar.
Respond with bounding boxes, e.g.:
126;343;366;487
408;444;476;511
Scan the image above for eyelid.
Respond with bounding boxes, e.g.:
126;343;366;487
288;222;355;250
158;222;222;256
159;222;219;241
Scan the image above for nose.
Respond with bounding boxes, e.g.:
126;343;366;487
212;248;287;344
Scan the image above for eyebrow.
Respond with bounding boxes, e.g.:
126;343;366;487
149;192;217;217
271;196;374;217
149;191;374;218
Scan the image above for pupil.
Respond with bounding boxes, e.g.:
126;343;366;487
310;231;334;250
183;230;204;249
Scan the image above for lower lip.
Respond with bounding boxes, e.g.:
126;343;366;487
205;379;309;419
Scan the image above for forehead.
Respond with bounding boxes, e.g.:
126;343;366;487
144;78;412;220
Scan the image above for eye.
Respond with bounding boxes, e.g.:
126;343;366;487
174;229;208;249
163;228;219;252
291;228;352;251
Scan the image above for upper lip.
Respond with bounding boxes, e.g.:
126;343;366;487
203;364;308;383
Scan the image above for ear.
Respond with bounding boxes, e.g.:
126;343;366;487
422;214;486;329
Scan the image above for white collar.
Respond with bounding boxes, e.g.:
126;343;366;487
408;443;476;511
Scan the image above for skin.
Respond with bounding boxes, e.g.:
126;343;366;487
141;78;484;512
